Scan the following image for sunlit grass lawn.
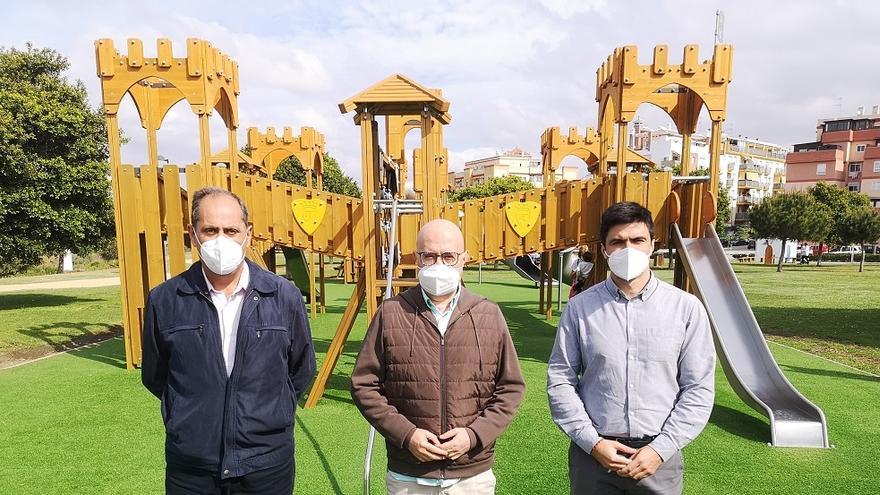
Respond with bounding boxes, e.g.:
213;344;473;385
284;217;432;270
0;264;877;493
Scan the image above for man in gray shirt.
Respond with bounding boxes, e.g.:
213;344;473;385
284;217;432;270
547;202;715;494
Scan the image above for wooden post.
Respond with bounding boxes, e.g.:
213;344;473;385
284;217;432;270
615;122;628;202
107;114;135;370
305;277;365;408
680;132;693;177
709;120;722;202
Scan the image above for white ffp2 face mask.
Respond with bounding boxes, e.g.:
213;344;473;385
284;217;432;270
196;234;247;276
418;264;461;296
605;247;650;282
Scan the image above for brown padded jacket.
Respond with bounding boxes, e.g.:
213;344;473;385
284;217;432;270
350;285;525;479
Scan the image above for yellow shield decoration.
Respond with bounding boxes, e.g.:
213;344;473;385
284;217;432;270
504;201;540;238
291;198;327;236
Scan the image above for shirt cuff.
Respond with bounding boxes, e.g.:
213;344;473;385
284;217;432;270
573;425;602;455
647;433;679;462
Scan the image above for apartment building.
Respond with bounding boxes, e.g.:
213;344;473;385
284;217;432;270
784;106;880;208
447;147;578;190
632;124;789;226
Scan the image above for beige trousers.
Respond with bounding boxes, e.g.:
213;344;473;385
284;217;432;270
385;469;496;495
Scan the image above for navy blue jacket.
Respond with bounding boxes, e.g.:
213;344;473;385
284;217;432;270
141;259;316;478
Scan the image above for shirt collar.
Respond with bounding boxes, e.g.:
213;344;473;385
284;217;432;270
604;271;658;302
421;285;461;316
202;262;250;296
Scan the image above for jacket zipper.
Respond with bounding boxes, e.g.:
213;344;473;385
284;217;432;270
440;332;447;479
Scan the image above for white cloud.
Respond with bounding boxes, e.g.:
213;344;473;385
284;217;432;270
3;0;879;185
538;0;609;18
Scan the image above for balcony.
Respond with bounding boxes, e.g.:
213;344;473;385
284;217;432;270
739;179;761;189
737;196;756;205
726;143;787;160
735;212;750;223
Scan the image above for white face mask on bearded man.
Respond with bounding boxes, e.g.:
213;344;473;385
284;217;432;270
195;234;248;276
417;264;461;296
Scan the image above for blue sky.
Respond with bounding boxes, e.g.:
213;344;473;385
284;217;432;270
5;0;879;179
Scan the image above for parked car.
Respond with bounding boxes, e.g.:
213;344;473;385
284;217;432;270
830;245;862;254
864;245;880;254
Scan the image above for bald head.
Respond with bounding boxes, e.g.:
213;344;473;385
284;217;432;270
416;219;468;267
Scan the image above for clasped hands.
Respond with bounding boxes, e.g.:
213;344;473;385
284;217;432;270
590;439;663;481
406;428;472;462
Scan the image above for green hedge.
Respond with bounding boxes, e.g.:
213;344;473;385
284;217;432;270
818;253;880;262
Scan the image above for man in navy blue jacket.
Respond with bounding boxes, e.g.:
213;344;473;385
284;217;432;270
142;187;316;494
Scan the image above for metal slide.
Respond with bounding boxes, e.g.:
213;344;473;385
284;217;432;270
280;247;313;300
672;224;829;448
503;256;542;284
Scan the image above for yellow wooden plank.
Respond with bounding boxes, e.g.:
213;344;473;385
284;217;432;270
646;172;672;244
252;177;269;241
119;166;145;363
463;200;481;260
351;199;365;262
272;181;289;245
544;185;559;250
503;193;523;257
185;165;204;262
310;190;330;254
483;197;502;260
623;172;645;204
162;166;186;276
584;179;602;243
524;190;542;254
332;196;352;258
290;186;307;248
139;164;166;288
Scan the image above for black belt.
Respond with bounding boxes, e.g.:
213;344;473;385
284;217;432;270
600;435;657;449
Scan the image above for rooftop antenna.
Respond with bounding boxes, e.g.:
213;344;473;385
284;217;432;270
714;10;725;44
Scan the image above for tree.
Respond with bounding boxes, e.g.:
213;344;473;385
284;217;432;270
838;206;880;272
273;153;361;197
448;175;534;201
749;192;832;272
0;44;114;276
808;182;870;265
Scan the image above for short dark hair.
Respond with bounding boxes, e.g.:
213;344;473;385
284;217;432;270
600;202;654;244
191;187;249;227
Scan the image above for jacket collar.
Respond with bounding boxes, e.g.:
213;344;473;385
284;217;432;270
179;259;276;295
401;284;486;328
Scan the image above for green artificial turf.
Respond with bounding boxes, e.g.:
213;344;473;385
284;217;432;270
0;265;877;494
0;287;122;355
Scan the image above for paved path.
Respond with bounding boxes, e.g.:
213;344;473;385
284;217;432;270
0;277;119;293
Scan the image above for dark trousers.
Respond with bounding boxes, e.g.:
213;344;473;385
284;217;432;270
568;442;683;495
166;457;294;495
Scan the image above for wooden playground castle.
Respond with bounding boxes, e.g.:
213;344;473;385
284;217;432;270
95;38;733;407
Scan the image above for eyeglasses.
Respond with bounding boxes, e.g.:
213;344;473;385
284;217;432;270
417;251;463;266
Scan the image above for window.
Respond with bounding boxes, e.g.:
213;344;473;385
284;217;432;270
874;161;880;173
874;182;880;191
856;144;867;153
854;120;870;130
816;163;826;176
850;162;863;173
848;184;860;192
825;120;851;132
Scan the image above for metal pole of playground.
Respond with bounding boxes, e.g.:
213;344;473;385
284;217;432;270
363;197;399;495
479;262;483;284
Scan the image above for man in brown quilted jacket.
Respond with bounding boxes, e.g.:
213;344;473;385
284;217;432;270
351;219;526;495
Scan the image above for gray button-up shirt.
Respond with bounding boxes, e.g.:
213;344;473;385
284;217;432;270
547;274;715;461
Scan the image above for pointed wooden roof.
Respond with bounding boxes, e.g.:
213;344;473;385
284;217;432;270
339;74;451;124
